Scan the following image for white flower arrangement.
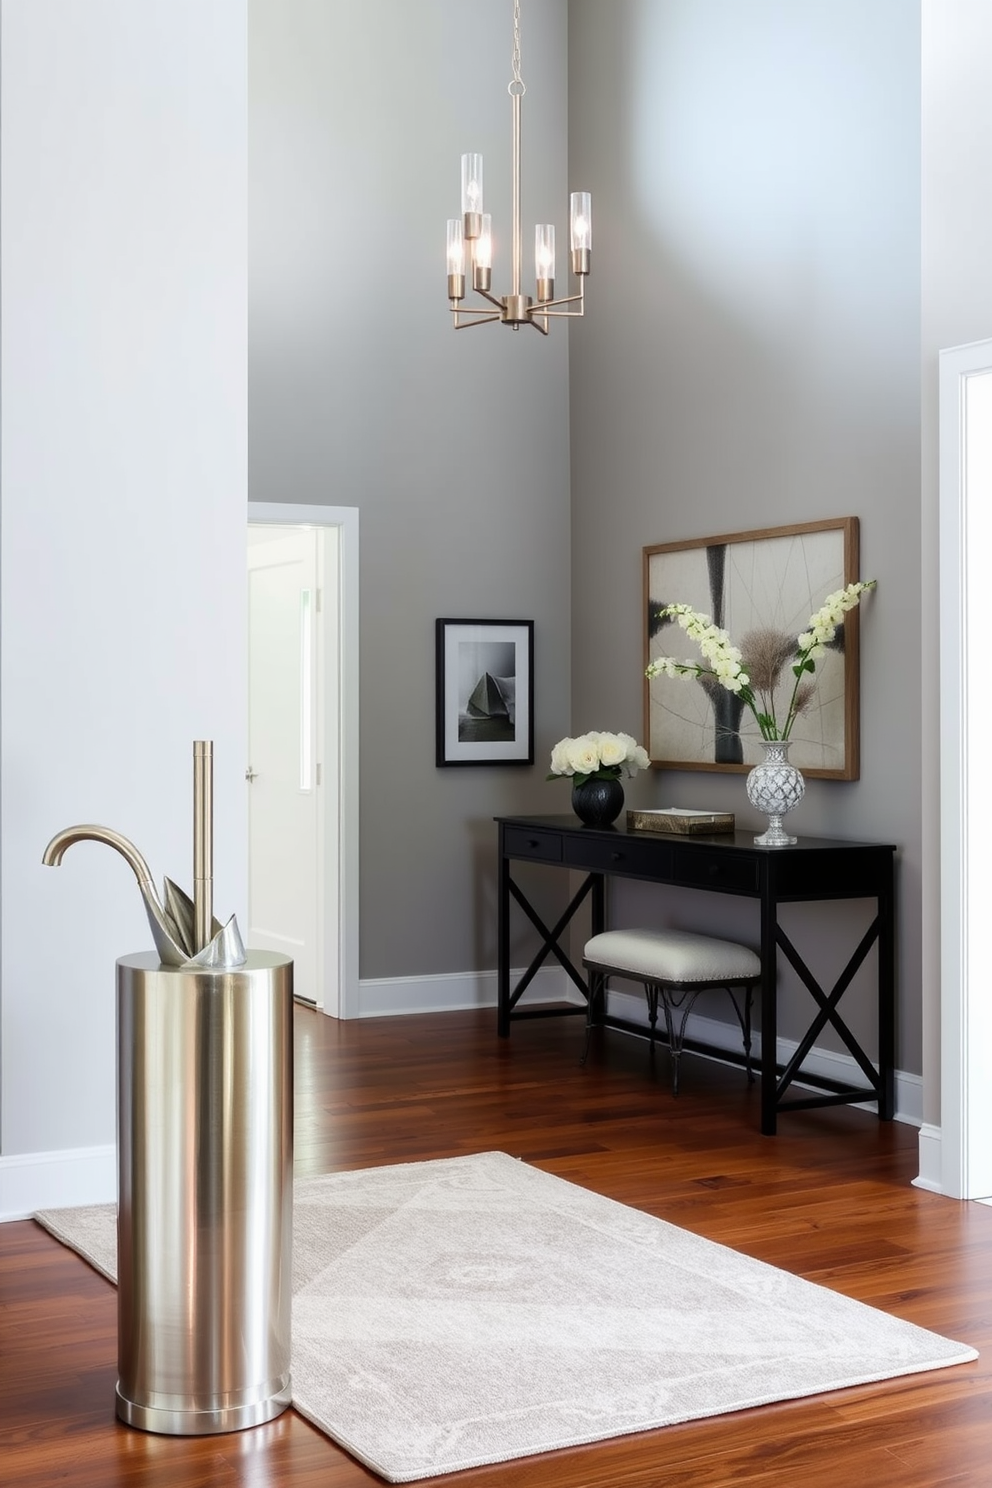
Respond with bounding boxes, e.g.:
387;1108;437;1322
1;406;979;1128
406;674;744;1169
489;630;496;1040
548;730;650;786
645;581;876;743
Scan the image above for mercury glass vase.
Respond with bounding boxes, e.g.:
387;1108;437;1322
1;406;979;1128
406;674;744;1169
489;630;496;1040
571;776;625;828
745;739;805;847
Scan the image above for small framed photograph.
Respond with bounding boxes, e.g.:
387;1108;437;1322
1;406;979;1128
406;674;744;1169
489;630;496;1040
435;619;534;767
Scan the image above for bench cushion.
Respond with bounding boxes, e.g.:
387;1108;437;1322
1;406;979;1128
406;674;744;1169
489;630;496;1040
584;928;760;984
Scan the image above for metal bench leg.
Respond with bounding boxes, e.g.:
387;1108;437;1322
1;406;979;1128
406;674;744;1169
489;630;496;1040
724;981;757;1084
580;969;605;1066
659;986;703;1096
644;981;661;1048
743;984;755;1083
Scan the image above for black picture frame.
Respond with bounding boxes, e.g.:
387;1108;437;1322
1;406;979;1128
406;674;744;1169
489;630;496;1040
435;618;534;767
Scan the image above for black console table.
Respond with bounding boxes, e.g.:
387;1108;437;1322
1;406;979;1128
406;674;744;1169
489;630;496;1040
496;815;896;1135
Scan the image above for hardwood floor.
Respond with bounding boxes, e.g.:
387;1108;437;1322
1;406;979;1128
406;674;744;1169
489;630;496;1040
2;1005;990;1486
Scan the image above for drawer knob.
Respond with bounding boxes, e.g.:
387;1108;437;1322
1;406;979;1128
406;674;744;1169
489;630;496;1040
611;851;624;861
708;863;719;876
528;839;540;849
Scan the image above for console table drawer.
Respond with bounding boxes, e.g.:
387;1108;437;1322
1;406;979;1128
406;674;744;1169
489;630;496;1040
673;848;759;894
503;827;563;863
564;835;673;879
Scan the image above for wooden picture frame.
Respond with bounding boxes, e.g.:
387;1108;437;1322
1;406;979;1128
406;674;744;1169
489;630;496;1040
643;517;863;779
435;619;534;767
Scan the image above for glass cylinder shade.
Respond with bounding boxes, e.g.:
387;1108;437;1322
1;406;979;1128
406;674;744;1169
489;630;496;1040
535;224;555;280
446;219;465;300
446;219;465;276
461;153;483;215
474;213;493;271
570;192;592;252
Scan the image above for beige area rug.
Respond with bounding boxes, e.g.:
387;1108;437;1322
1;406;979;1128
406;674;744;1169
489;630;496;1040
36;1151;977;1482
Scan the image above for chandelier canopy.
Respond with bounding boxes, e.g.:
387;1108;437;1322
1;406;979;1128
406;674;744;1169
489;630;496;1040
446;0;591;335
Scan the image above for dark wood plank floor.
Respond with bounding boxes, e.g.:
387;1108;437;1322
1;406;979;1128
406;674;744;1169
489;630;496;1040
2;1005;990;1486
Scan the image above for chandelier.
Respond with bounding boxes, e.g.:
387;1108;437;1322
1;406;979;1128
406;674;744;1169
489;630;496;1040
446;0;591;335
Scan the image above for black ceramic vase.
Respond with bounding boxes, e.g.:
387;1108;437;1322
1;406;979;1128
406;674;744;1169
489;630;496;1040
571;776;624;828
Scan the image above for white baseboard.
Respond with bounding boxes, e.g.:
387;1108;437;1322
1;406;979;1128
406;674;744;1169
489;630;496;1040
604;986;923;1127
0;1144;116;1222
357;965;578;1018
911;1124;992;1201
912;1123;944;1194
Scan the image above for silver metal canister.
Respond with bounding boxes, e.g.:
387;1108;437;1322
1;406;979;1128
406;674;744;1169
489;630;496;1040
115;949;293;1434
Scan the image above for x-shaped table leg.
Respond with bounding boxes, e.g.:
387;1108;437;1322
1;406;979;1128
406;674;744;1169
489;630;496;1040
496;868;597;1035
775;916;883;1106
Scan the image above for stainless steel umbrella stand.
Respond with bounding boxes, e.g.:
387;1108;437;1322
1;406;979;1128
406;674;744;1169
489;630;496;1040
45;742;293;1435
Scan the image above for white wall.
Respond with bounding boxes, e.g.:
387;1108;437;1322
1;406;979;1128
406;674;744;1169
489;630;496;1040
919;0;992;1178
0;0;248;1217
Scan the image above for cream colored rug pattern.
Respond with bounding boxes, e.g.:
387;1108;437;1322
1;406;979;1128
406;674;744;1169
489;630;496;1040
37;1150;977;1482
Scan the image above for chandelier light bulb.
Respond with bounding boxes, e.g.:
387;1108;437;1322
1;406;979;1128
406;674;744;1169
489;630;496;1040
535;224;555;302
569;193;592;249
475;214;493;270
446;219;466;300
570;192;592;277
473;213;493;293
446;219;465;274
535;224;555;276
461;153;484;240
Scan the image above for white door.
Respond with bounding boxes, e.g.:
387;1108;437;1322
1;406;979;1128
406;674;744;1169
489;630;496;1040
247;528;321;1004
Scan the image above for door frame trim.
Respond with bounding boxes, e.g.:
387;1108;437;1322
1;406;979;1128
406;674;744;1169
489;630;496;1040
938;339;992;1197
248;502;360;1019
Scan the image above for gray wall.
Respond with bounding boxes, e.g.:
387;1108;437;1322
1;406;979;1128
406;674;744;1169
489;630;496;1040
247;0;992;1101
249;0;573;982
568;0;923;1071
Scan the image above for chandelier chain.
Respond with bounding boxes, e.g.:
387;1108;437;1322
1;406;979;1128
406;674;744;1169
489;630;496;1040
509;0;525;95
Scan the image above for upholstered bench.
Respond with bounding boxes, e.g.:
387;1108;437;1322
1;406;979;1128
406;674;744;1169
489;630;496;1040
582;928;761;1095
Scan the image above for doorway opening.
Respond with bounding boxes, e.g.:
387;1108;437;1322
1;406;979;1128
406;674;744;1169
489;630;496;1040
246;503;359;1019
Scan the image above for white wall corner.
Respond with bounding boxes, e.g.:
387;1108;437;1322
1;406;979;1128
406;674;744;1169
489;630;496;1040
937;344;992;1203
0;1145;116;1223
912;1123;944;1193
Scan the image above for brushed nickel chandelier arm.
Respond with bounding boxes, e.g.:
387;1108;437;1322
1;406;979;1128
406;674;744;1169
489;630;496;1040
450;310;503;329
534;282;587;315
471;287;505;310
446;0;591;335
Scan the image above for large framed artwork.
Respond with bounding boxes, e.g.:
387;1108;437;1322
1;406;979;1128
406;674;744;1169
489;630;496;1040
435;618;534;767
643;517;863;779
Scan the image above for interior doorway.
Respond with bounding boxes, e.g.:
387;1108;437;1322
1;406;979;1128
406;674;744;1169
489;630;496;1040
247;503;360;1019
247;524;323;1005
